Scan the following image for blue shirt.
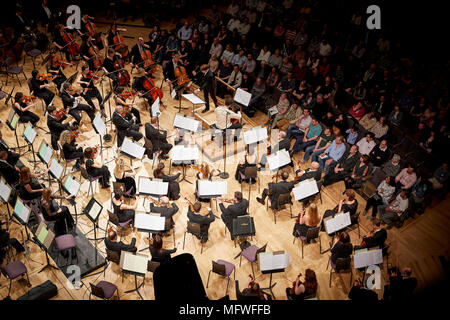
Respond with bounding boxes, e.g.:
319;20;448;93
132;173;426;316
231;54;247;66
306;123;322;139
325;140;346;161
346;129;358;145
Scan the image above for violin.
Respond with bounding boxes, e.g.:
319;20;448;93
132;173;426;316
92;144;100;158
38;73;53;81
114;54;130;86
23;95;37;103
184;197;195;212
55;108;67;121
86;70;103;81
290;273;302;294
216;197;235;204
50;56;71;68
60;26;79;59
148;197;165;207
70;130;80;141
121;106;131;117
113;30;129;58
68;87;84;95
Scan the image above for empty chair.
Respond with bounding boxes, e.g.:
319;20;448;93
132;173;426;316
54;234;78;266
267;192;294;224
23;42;43;69
240;167;260;207
240;243;267;278
183;222;205;254
89;281;119;300
328;257;353;288
4;57;27;87
293;226;322;259
1;260;31;298
206;260;236;295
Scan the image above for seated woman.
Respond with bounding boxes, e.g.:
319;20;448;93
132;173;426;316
330;231;353;266
84;147;111;188
343;154;370;190
292;203;320;239
40;188;75;236
321;189;359;230
18;167;48;201
364;176;396;218
242;275;271;300
148;233;176;264
13;92;40;127
112;190;137;223
194;163;220;202
153;162;181;200
114;158;137;197
60;130;84;171
235;144;259;183
286;269;318;300
359;111;377;131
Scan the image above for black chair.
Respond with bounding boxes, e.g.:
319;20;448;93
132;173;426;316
183;222;205;254
80;166;102;198
316;179;324;203
293;226;322;259
104;248;126;282
144;137;160;168
3;57;27;87
163;217;176;247
206;260;236;295
240;166;260;209
89;281;119;300
23;42;43;69
329;257;353;288
268;192;294;224
347;211;361;238
105;209;132;239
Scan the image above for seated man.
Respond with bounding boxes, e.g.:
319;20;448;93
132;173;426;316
246;77;266;116
369;139;390;168
145;117;172;160
395;165;417;192
356;132;376;156
259;131;290;168
256;171;295;208
219;191;248;239
355;218;387;250
273;103;302;132
104;229;137;254
149;196;179;230
187;201;215;243
348;279;378;301
323;144;359;186
429;163;449;192
285;108;312;140
377;190;409;226
318;135;347;174
383;267;418;301
112;105;143;147
290;117;322;156
294;161;322;182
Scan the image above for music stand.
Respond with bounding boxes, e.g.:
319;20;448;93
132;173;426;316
22;124;39;168
258;251;290;299
322;211;352;253
0;178;19;226
171;82;189;113
92;112;110;158
12;197;33;244
293;178;319;205
182;93;205;116
120;137;145;166
62;174;81;225
198;180;227;212
266;149;292;182
137;176;168;208
5;108;27;154
232;215;255;249
35;221;58;273
48;158;64;195
82;197;105;260
170;145;199;184
354;248;383;283
135;212;166;252
120;251;148;300
172;113;200;145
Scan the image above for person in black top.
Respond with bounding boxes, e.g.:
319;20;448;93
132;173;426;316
348;279;378;301
52;23;74;62
256;171;295;209
294;161;322;183
30;70;55;108
383;267;418;301
259;131;291;168
145;117;172;159
369;139;390;168
77;65;105;116
330;231;353;265
40;188;74;236
47;53;69;93
321;189;359;231
112;105;143;147
148;233;176;264
102;48;120;88
0;151;20;186
12;92;40;127
219;191;249;239
153;162;181;200
111;190;136;222
187;201;215;242
323;144;360;187
132;68;154;106
84;147;111;188
80;15;103;50
149;196;179;229
129;37;154;73
104;229;137;255
193;64;218;113
0;131;20;165
60;82;95;124
114;86;141;125
59;130;84;171
355;218;387;250
18;167;47;201
47;105;77;150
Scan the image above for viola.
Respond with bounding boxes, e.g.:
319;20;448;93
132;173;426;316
290;274;302;294
86;70;103;81
50;57;71;68
113;55;130;86
142;74;163;102
121;106;131;117
23;95;37;103
113;31;129;58
60;27;79;59
149;197;163;207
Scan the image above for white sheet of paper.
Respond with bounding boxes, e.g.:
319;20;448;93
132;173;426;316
134;213;165;231
173;113;200;132
198;180;227;196
49;159;63;180
151;97;161;117
268;106;279;116
259;252;290;271
182;93;205;105
243;127;268;144
0;179;11;202
267;149;291;171
138;177;169;195
93;112;107;136
121;138;145;159
14;199;31;223
324;212;352;234
64;175;80;196
38;142;52;164
171;145;199;162
87;200;102;221
24;124;37;144
234;88;252;107
354;249;383;269
293;179;319;200
120;252;148;275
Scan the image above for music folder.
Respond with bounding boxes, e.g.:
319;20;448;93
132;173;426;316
293;179;319;201
63;175;80;197
323;211;352;235
171;145;199;163
151;97;161;117
23;124;37;144
354;248;383;269
134;213;165;233
198;180;227;197
83;197;103;223
258;251;290;272
120;251;148;276
266;149;291;171
37;140;53;164
0;178;12;203
232;215;255;238
120;137;146;160
93;112;107;136
173;113;200;132
138;176;168;196
35;221;55;250
234;88;252;107
13;198;31;224
243;126;268;145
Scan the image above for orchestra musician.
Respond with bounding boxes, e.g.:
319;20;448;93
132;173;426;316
149;196;179;229
320;189;359;232
105;229;137;255
132;68;154;106
194;64;218;113
218;191;248;239
40;188;75;236
153;162;181;200
212;102;242;143
13;92;40;127
294;161;322;183
79;34;102;71
0;151;20;186
106;23;128;61
194;163;220;202
163;53;184;98
235;144;259;183
47;105;77;150
112;190;136;223
186;200;215;243
114;86;141;125
292;203;321;238
60;82;96;124
84;147;111;188
77;65;105;117
0;130;20;166
112;105;143;147
80;14;103;50
102;48;121;88
256;171;295;208
18;167;48;201
52;23;78;62
30;69;55;107
286;269;318;300
354;218;387;250
114;158;137;197
130;37;155;74
47;53;70;92
259;131;290;168
144;117;172;160
59;130;84;171
148;233;177;264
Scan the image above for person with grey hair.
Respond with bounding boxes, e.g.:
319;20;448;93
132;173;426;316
382;154;402;177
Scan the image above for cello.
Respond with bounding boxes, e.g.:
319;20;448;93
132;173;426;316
87;39;104;69
113;54;130;86
140;44;156;73
142;73;163;102
174;65;191;88
84;16;103;49
113;30;129;59
60;26;79;59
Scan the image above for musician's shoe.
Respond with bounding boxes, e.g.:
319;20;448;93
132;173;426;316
256;197;265;205
201;237;208;244
202;108;210;113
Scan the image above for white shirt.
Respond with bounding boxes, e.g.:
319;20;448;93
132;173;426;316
256;49;271;63
319;43;332;56
227;18;241;32
356;138;376;155
42;5;51;19
215;106;241;129
390;194;409;215
298;115;312;131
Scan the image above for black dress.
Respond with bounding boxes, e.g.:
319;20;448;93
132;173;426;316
292;222;316;238
321;200;359;231
19;179;43;201
86;159;110;187
115;172;136;196
154;170;181;200
13;102;40;126
112;201;135;223
330;242;353;265
41;199;74;235
149;244;176;264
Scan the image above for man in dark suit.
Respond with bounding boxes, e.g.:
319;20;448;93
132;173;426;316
259;131;291;168
355;218;387;250
0;151;20;186
60;83;95;124
219;191;248;238
295;161;322;182
374;95;391;116
112;105;143;147
187;201;215;242
145;117;172;160
194;64;217;113
149;196;179;229
256;171;295;208
104;229;137;254
323;144;360;186
13;6;30;38
47;105;76;150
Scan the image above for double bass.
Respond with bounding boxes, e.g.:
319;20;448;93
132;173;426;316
113;54;130;86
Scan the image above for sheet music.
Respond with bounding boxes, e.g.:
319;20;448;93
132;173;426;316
121;138;145;159
354;249;383;269
151;97;161;117
171;145;199;162
293;179;319;200
267;149;291;171
49;159;63;180
198;180;227;196
234;88;252;106
93;112;107;136
24;124;37;144
182;93;205;105
0;179;11;202
268;106;279;116
64;175;80;196
38;142;52;164
35;222;55;249
324;212;352;234
87;200;102;221
134;213;165;231
259;252;290;271
14;199;31;223
120;252;148;275
173;113;200;132
138;177;168;195
243;127;268;144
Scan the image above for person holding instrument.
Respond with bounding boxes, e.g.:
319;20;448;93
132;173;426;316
105;229;137;255
47;105;77;151
144;117;172;160
30;69;55;108
194;163;220;202
292;203;321;238
103;48;123;88
114;158;137;197
78;65;105;117
0;130;20;166
114;86;141;125
40;188;74;236
80;14;103;50
18;167;48;201
218;191;248;239
153;162;181;200
13;92;40;127
243;274;271;300
194;64;218;113
235;144;259;183
132;68;154;106
84;147;111;188
112;190;136;223
354;218;387;250
321;189;358;232
186;200;215;243
60;82;96;124
148;233;176;264
330;231;353;266
130;37;155;74
149;196;179;230
256;171;295;209
106;22;129;61
286;269;318;300
47;53;70;93
59;130;84;172
112;105;143;148
0;151;20;186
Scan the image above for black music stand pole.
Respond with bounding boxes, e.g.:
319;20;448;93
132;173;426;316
219;113;230;179
38;248;59;273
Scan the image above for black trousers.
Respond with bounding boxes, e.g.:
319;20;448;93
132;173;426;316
203;88;217;110
69;103;96;123
365;195;384;217
50;133;61;150
45;206;75;235
36;89;55;107
19;111;40;126
65;147;84;164
82;88;103;110
7;151;20;166
126;107;141;124
117;126;143;147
